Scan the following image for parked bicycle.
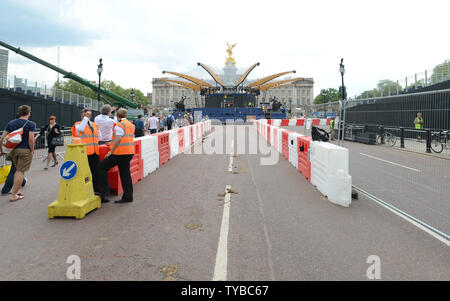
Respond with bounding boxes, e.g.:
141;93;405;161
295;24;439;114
376;131;397;147
430;130;449;153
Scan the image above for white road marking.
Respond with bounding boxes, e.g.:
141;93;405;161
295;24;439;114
213;139;234;281
228;140;234;172
359;153;421;172
213;184;232;281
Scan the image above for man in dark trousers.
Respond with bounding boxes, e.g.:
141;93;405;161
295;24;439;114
100;108;135;203
72;109;110;203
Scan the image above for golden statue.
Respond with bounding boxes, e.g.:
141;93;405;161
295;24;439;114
225;42;237;66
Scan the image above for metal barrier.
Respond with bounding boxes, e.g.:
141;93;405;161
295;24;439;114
298;97;450;240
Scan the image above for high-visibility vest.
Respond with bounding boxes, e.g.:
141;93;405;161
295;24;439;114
330;119;335;129
415;117;423;129
71;121;99;155
112;119;135;155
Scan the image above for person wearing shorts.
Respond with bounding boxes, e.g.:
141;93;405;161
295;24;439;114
0;105;36;202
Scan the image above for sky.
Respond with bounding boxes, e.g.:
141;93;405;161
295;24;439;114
1;0;449;98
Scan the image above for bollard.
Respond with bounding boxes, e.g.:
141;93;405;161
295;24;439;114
400;127;405;148
379;125;385;144
426;129;432;153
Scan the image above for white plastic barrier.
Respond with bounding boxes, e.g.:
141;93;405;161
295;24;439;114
288;119;297;126
310;141;352;207
272;119;281;127
278;128;286;153
135;135;159;177
169;129;179;159
288;132;302;169
270;125;275;146
184;126;191;147
192;125;197;143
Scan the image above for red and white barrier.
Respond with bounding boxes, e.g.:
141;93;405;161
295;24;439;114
254;119;351;207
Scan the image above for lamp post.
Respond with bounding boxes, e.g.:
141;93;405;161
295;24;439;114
97;58;103;104
339;58;346;145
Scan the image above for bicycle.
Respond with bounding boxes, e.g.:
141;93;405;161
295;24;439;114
376;131;397;147
430;130;449;153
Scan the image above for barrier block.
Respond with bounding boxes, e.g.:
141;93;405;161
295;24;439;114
48;144;101;219
298;136;312;181
190;126;194;145
136;135;159;176
296;119;305;126
152;132;170;167
273;119;282;127
183;126;191;149
288;132;302;169
310;141;351;207
178;128;185;153
282;130;293;160
169;130;179;159
281;119;289;126
311;119;320;126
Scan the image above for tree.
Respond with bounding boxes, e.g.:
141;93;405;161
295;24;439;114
314;88;340;104
52;79;148;106
429;60;450;85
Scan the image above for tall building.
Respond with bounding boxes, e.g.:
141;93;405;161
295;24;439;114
152;78;206;109
0;49;8;88
255;77;314;109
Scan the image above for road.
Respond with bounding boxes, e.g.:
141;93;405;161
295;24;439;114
0;125;448;280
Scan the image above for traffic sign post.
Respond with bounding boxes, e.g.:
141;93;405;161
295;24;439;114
60;161;78;180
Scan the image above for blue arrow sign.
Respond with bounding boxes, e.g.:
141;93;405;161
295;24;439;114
60;160;78;180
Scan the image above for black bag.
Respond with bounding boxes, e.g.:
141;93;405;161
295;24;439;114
311;126;329;142
50;134;64;146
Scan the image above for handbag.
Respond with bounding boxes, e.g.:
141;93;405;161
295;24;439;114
2;120;30;153
48;125;64;147
50;134;64;146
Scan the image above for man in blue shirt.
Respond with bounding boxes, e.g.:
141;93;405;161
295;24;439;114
166;113;176;130
0;105;36;202
134;115;145;137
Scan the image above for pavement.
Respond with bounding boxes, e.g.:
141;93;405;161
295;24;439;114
0;125;448;280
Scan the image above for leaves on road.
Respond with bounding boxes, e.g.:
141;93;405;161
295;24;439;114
185;224;203;231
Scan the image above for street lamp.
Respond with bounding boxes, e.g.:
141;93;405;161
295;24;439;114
97;58;103;103
339;58;345;100
338;58;346;145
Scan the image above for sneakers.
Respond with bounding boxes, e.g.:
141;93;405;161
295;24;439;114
115;199;133;203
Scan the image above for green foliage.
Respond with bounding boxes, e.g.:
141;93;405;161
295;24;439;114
429;60;449;85
314;88;340;104
52;79;148;107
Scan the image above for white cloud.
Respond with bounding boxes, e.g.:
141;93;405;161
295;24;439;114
4;0;450;98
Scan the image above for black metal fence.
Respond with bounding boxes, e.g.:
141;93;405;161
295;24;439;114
346;89;450;130
0;88;100;130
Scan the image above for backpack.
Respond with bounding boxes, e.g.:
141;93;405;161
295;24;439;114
166;115;173;127
2;120;30;153
311;126;329;142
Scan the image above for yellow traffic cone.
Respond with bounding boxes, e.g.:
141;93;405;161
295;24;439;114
48;144;101;219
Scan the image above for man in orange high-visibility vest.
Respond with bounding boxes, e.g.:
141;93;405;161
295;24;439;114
72;108;110;203
100;108;135;203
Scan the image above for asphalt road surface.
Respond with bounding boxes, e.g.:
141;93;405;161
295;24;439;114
0;125;448;280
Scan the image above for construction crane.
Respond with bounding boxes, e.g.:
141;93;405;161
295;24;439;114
0;40;139;109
